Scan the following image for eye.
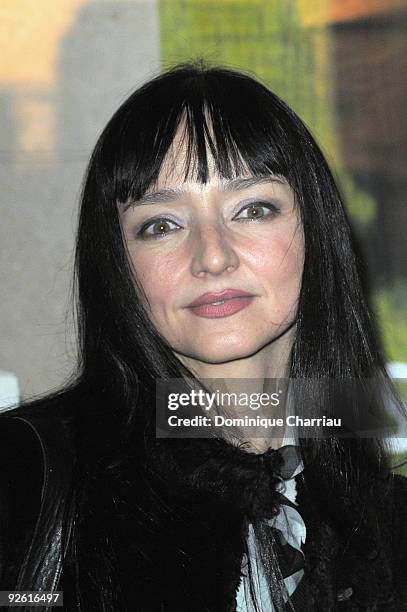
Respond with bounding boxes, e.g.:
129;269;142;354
137;217;182;239
233;201;280;221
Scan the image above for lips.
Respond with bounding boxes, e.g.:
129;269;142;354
187;288;255;308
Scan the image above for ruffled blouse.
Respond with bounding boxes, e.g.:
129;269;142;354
236;443;306;611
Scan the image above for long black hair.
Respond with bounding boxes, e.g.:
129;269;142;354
17;60;403;610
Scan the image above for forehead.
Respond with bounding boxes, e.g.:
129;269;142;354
149;126;288;194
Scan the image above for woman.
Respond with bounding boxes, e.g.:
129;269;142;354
0;61;406;611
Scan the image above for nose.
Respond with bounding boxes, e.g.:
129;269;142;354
190;223;240;277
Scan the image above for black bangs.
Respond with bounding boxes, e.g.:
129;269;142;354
97;62;299;206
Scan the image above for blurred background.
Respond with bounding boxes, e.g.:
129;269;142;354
0;1;406;459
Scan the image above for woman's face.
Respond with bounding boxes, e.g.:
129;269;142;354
120;141;304;366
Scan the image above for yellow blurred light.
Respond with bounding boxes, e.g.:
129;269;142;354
0;0;87;85
297;0;407;28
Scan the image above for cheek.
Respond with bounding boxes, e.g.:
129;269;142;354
128;250;182;309
246;229;304;293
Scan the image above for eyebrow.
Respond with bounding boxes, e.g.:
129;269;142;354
121;176;286;212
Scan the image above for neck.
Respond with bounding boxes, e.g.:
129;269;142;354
175;325;295;452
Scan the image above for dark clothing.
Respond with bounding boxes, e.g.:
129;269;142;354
0;400;406;611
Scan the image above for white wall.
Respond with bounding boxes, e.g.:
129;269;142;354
0;0;160;399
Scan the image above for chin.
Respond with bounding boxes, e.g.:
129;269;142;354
182;337;274;365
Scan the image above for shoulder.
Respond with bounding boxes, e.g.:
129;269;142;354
0;389;79;589
0;384;80;425
391;471;407;496
0;410;45;588
0;385;83;454
0;387;79;502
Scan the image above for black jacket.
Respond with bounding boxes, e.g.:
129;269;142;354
0;400;406;612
